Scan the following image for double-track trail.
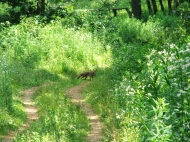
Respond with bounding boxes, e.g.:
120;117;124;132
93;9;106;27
2;82;103;142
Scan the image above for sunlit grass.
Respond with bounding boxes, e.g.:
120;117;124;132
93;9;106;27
0;0;189;141
15;81;91;141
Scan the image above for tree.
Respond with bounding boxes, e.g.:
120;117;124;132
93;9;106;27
0;0;46;23
0;0;26;7
167;0;172;13
146;0;153;14
151;0;158;14
37;0;46;14
131;0;141;19
174;0;179;8
159;0;165;11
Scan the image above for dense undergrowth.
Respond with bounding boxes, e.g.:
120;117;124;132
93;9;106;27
0;17;111;141
0;0;190;141
84;12;190;142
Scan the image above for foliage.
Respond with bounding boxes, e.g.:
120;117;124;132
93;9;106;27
0;53;13;112
0;98;27;135
0;0;190;141
0;13;110;140
0;0;37;23
82;3;190;141
85;36;189;141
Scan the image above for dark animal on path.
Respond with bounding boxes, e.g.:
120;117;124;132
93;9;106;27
77;70;97;81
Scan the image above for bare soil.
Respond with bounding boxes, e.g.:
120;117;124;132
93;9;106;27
1;86;39;142
66;82;103;142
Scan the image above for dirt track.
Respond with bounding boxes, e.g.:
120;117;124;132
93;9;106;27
66;82;103;142
1;82;103;142
1;87;39;142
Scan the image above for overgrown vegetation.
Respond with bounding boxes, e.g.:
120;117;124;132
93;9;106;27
0;0;190;141
16;83;91;141
0;16;110;141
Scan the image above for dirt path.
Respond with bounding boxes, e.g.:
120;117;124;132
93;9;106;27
1;82;103;142
1;87;39;142
66;82;103;142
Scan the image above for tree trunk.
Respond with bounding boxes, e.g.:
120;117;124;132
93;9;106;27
146;0;153;14
174;0;179;8
167;0;172;13
37;0;46;14
131;0;141;19
151;0;158;14
159;0;165;11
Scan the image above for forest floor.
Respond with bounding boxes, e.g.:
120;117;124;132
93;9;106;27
1;82;103;142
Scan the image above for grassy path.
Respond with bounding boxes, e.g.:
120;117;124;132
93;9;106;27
1;87;39;142
1;82;103;142
66;82;103;142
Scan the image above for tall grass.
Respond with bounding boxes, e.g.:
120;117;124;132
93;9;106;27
0;0;189;141
0;15;111;141
83;10;190;142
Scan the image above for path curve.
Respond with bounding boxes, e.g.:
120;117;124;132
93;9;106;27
1;86;39;142
66;82;103;142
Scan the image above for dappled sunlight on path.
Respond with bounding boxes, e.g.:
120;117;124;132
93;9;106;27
66;82;103;142
1;87;40;142
1;82;103;142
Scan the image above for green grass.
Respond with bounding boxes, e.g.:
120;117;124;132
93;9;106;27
0;0;190;141
15;81;91;142
73;0;130;9
0;15;111;141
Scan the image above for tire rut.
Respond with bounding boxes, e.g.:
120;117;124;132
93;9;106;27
1;82;103;142
1;87;39;142
66;82;103;142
